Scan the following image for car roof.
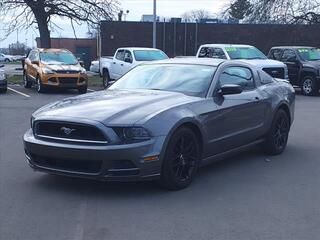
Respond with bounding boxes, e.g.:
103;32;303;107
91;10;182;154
200;44;255;48
144;58;226;67
270;46;315;50
118;47;162;51
36;48;72;53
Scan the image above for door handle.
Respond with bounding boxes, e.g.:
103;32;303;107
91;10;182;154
252;97;260;102
121;64;124;66
113;62;116;64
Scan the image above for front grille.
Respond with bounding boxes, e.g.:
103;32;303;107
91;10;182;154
58;77;79;84
263;67;285;79
34;121;108;144
55;70;80;74
32;154;102;174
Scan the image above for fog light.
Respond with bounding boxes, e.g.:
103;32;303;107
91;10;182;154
143;155;159;162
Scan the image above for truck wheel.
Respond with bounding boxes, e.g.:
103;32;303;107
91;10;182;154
102;69;110;89
23;72;32;88
301;76;319;96
4;58;10;63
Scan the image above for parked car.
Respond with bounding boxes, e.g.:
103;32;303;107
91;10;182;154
23;48;88;93
24;58;295;190
196;44;288;79
90;60;100;73
0;64;7;93
0;53;14;62
99;47;168;88
268;46;320;96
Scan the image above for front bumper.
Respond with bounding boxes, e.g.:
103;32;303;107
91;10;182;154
23;129;165;182
42;73;88;89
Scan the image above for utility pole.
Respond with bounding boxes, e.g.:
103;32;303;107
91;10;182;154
153;0;157;48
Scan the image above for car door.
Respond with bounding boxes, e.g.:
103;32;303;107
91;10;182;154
112;50;125;79
206;65;267;155
25;50;39;81
281;49;300;85
120;50;134;75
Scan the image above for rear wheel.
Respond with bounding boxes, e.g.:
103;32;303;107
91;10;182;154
36;77;46;93
23;72;32;88
102;69;110;89
263;109;290;155
160;127;200;190
301;76;319;96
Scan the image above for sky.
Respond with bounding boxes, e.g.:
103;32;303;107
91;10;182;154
0;0;229;48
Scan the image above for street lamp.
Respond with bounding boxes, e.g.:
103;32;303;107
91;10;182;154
153;0;156;48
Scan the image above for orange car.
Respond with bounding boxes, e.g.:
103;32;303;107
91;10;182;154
23;48;88;93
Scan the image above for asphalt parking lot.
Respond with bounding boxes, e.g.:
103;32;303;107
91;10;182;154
1;86;320;240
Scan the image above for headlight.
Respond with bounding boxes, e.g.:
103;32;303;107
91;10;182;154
114;127;151;143
30;116;35;128
42;67;55;74
0;72;5;80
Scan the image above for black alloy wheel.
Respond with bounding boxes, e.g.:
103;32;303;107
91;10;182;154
161;127;200;190
263;109;290;155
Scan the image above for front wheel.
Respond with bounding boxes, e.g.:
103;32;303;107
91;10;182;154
36;77;46;93
263;109;290;155
78;86;87;94
301;76;319;96
160;127;201;190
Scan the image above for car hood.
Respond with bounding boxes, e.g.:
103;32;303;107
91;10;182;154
42;64;82;72
238;59;286;68
302;60;320;69
33;89;199;125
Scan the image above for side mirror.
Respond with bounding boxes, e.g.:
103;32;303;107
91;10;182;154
31;60;39;65
124;57;132;63
219;84;243;95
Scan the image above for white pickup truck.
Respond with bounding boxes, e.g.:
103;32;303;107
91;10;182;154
99;47;168;88
196;44;288;79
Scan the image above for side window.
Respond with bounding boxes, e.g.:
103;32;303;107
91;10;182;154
28;51;35;61
269;49;283;60
198;47;227;59
115;50;125;61
258;70;274;85
281;49;297;62
219;66;255;91
124;50;133;63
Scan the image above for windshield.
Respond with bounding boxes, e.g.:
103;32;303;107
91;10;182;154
297;48;320;61
225;47;267;60
109;64;216;97
40;51;78;65
133;50;168;61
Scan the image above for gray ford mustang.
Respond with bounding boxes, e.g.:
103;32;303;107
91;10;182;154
23;58;295;190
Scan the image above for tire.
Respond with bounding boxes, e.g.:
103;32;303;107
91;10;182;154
0;88;7;93
23;72;32;88
78;85;88;94
160;127;201;190
36;77;46;93
263;109;290;156
102;69;110;89
4;59;10;63
301;76;319;96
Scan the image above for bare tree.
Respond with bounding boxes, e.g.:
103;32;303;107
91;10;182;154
246;0;320;24
181;9;213;22
228;0;252;20
0;0;119;48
